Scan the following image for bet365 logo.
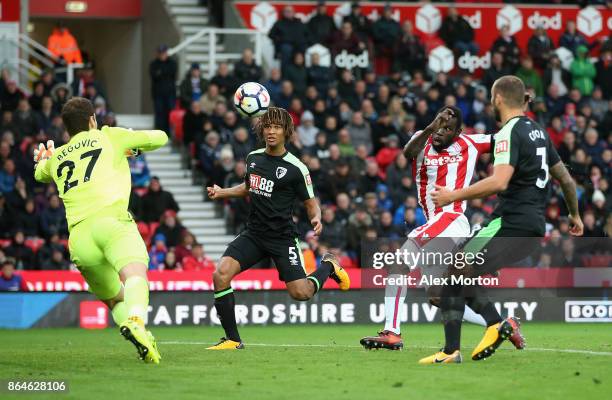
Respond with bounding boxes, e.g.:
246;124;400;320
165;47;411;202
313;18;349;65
250;174;274;193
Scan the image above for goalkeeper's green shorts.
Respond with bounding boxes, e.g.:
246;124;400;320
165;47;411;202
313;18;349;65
68;208;149;300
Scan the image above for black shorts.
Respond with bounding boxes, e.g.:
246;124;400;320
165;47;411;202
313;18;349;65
222;230;307;282
463;217;541;276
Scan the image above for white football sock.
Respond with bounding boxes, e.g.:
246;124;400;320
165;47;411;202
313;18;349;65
383;274;406;334
463;305;486;326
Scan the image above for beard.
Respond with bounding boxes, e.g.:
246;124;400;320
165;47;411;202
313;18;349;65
494;105;501;122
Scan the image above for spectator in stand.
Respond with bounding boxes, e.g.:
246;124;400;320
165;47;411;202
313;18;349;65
372;4;400;72
37;96;56;133
181;244;215;271
40;194;68;238
210;62;237;97
230;127;253;161
29;81;45;112
2;80;22;112
264;68;283;106
570;45;597;97
37;70;57;96
297;110;319;148
307;53;332;96
491;25;521;72
589;87;608;121
308;1;336;45
595;47;611;99
269;5;309;70
5;231;35;270
320;206;347;249
234;48;263;84
72;64;106;100
527;25;554;69
543;55;571;98
516;56;544;97
174;231;196;263
51;83;71;114
329;20;363;56
141;177;180;223
199;83;225;115
347;111;372;154
547;116;567;148
182;100;207;148
283;52;308;98
154;210;185;248
198;131;225;185
40;248;70;270
148;233;168;270
483;52;510;91
179;63;207;109
149;44;177;134
559;20;589;56
375;134;401;175
393;21;426;75
128;154;151;188
46;22;82;64
0;193;11;238
162;251;178;270
15;198;39;237
36;232;66;267
344;2;371;44
439;6;478;55
0;159;17;194
0;260;24;291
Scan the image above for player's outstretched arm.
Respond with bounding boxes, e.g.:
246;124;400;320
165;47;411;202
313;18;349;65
304;197;322;236
207;183;249;200
550;161;583;236
403;108;453;160
431;164;514;207
106;127;168;154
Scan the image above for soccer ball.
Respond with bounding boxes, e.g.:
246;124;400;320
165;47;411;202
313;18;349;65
233;82;270;118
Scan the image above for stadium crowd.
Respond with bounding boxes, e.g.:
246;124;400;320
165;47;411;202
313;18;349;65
0;3;610;282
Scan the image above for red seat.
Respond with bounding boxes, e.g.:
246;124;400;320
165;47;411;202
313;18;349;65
134;187;148;197
137;222;151;246
582;255;611;268
169;109;186;143
24;238;45;253
0;239;11;248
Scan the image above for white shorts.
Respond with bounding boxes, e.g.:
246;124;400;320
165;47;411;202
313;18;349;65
408;211;470;243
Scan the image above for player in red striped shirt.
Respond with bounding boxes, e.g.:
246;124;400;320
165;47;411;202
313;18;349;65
360;106;491;350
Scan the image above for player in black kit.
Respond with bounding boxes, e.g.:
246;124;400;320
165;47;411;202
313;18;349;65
419;76;584;364
205;107;350;350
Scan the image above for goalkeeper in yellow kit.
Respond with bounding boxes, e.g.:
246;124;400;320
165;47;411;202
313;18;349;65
34;97;167;364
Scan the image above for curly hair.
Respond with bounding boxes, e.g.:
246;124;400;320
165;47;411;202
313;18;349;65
253;107;295;144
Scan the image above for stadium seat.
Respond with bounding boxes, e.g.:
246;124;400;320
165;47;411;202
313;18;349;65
24;238;45;253
134;187;148;197
137;222;151;246
0;239;11;248
169;108;186;143
582;255;612;268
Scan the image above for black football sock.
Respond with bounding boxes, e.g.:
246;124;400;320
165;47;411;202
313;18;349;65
214;288;241;342
440;282;465;354
443;319;462;354
478;301;503;327
307;260;333;293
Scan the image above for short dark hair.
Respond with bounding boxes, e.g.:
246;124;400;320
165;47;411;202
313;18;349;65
61;97;95;136
492;75;527;109
437;105;463;133
254;107;295;143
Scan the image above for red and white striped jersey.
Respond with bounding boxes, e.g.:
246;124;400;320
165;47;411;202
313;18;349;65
411;132;491;221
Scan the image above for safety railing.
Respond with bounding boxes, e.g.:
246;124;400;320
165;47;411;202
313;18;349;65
168;27;265;77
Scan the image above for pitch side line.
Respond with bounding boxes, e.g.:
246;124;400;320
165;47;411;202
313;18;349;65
159;341;612;356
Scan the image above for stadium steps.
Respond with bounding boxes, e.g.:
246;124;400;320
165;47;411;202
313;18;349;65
117;114;230;261
162;0;227;76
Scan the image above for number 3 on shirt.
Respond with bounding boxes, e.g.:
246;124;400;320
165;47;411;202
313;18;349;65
535;147;549;189
56;149;102;194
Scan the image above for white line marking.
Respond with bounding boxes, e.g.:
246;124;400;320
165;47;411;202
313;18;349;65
158;341;612;356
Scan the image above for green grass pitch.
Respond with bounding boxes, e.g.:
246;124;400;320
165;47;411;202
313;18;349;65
1;323;610;399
